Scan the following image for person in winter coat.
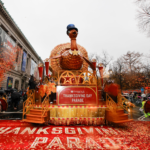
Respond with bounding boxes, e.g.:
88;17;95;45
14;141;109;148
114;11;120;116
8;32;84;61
11;89;21;110
141;98;150;117
28;75;37;90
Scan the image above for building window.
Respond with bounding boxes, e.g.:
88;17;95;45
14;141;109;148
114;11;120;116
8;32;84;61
25;83;28;89
14;80;19;90
7;77;13;89
26;57;29;69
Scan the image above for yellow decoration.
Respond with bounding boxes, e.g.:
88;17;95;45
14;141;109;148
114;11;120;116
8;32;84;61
72;49;79;55
49;106;106;119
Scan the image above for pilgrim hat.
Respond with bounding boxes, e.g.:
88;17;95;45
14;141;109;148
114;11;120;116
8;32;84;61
67;24;78;35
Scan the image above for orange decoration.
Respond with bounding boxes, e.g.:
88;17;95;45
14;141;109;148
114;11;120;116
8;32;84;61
38;85;46;98
46;82;52;95
104;84;109;93
51;83;56;93
26;87;29;96
108;83;120;96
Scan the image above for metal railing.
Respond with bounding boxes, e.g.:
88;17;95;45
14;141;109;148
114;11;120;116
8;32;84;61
106;93;117;112
117;94;135;112
41;94;49;122
22;90;35;119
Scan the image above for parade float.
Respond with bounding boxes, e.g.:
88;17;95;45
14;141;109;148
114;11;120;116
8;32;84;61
22;24;133;125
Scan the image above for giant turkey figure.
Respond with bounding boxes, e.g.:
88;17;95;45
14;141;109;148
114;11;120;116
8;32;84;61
49;24;95;71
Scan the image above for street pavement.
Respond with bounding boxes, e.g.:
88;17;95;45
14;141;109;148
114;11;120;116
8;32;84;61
0;99;23;119
128;98;150;121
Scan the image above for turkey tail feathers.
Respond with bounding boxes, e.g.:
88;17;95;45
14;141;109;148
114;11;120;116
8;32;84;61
82;56;95;70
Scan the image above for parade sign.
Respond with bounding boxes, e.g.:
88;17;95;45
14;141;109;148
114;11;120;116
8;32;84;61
0;120;148;149
7;77;13;89
0;27;16;52
30;59;37;75
0;27;16;65
21;51;27;72
57;86;98;105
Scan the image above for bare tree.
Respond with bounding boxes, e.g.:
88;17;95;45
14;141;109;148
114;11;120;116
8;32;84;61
111;51;144;90
136;0;149;5
122;51;143;73
136;0;150;36
89;50;113;68
111;58;125;90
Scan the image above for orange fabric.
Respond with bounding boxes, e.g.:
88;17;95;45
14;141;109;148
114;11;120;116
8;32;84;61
108;83;120;96
46;82;51;95
39;85;46;97
104;84;109;92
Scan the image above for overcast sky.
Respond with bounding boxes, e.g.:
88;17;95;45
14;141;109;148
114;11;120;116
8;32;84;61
3;0;150;62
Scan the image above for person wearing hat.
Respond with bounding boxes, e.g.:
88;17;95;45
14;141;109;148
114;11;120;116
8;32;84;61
11;89;21;110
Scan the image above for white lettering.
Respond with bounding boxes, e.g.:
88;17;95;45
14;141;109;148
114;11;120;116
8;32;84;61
99;138;120;149
72;98;84;102
86;137;102;149
77;128;83;134
86;94;92;98
30;137;48;148
82;127;93;134
46;137;65;149
67;137;81;148
65;128;76;134
20;127;37;134
0;127;11;134
36;127;50;134
73;94;85;98
108;128;118;135
95;128;103;135
51;127;62;134
101;128;110;135
5;127;20;134
63;94;73;97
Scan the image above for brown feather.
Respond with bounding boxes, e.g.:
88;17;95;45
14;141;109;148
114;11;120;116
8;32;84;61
50;55;61;59
82;56;95;70
49;66;53;72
